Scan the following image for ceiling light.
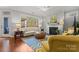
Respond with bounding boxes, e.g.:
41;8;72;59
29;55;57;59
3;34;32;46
38;6;50;11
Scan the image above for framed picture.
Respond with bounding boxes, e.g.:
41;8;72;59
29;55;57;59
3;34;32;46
50;16;57;24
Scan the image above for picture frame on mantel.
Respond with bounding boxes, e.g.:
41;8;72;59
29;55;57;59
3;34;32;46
50;16;57;23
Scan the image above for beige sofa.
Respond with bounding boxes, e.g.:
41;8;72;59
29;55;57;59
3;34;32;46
24;27;40;37
24;31;35;36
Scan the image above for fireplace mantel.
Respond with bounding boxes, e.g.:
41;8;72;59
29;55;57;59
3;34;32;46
46;24;63;34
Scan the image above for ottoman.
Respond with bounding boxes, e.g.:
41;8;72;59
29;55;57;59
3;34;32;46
35;32;46;40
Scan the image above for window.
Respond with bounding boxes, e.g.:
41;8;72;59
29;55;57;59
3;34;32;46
27;17;38;27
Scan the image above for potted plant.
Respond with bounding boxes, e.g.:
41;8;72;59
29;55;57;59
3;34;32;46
77;21;79;34
56;29;60;34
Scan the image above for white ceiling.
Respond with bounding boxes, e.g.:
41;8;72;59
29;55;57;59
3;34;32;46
0;6;79;17
47;6;79;16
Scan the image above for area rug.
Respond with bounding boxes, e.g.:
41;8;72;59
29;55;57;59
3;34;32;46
22;36;42;50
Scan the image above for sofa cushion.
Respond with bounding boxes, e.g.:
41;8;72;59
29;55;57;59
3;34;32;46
48;35;79;52
24;31;35;36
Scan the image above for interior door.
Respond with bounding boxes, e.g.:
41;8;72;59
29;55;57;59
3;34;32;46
4;17;9;34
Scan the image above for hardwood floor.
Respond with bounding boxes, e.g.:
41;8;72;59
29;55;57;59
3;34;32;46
0;38;3;51
12;39;33;52
0;38;33;52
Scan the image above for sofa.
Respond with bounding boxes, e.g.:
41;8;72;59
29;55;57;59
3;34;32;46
24;31;35;37
23;27;40;37
36;35;79;52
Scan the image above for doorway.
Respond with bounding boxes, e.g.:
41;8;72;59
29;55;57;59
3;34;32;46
4;17;9;34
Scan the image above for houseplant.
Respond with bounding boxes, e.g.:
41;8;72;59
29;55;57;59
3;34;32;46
77;21;79;34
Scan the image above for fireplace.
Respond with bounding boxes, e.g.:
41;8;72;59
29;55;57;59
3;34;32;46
49;27;58;35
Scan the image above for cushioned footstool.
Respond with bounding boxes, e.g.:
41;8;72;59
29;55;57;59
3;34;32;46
35;32;46;40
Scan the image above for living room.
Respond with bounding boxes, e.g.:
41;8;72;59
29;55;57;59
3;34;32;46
0;6;79;52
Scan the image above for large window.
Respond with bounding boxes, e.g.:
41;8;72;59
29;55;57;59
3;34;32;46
27;17;38;27
21;18;26;28
21;16;38;28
